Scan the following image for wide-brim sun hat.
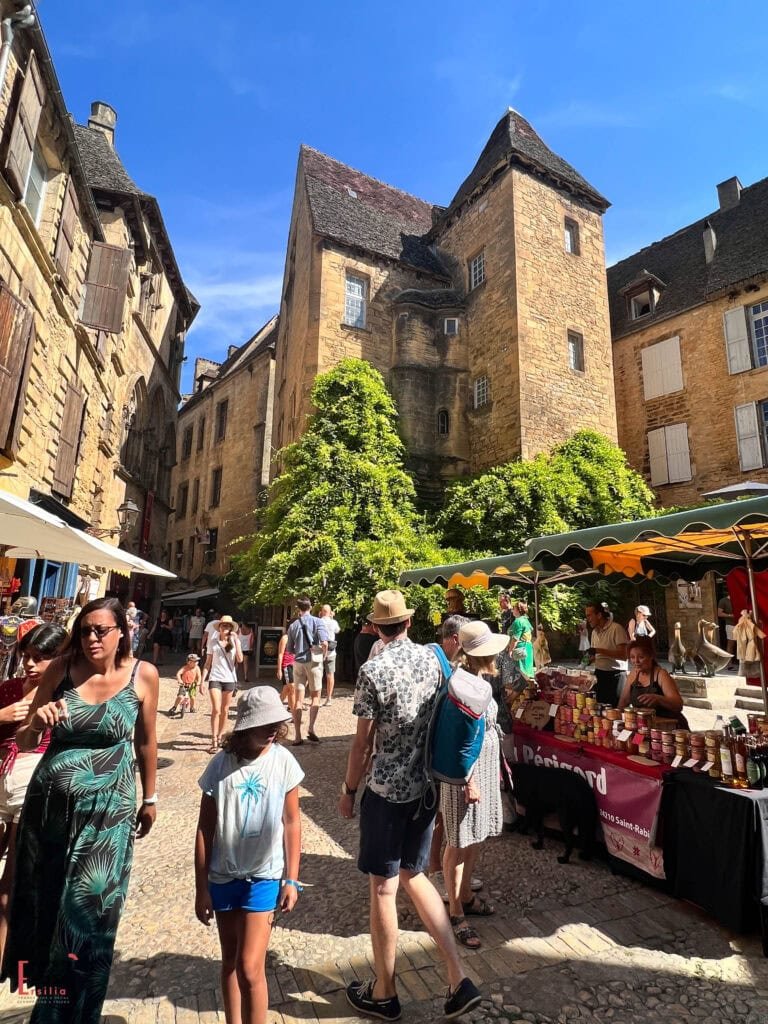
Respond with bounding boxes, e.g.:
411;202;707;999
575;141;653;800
367;589;415;625
218;614;236;628
459;620;510;657
233;686;292;732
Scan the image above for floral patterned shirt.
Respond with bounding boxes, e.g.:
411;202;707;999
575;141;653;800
353;637;441;803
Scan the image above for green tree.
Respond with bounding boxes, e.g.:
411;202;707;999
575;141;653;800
228;359;452;625
437;429;656;553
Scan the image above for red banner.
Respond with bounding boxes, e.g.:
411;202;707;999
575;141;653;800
507;725;666;879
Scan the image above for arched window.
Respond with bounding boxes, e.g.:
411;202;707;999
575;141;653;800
437;409;450;436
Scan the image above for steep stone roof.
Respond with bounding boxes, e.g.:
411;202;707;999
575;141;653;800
72;124;139;194
300;146;448;278
608;175;768;339
393;287;465;310
441;109;609;221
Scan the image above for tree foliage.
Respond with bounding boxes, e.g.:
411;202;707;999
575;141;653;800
229;359;452;625
437;430;657;554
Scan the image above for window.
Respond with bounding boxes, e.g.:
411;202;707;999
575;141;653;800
181;425;193;461
444;317;459;337
469;251;486;290
0;284;34;456
207;527;219;563
54;177;80;285
629;288;656;320
344;273;367;328
215;399;228;442
567;331;585;372
176;482;188;519
188;536;195;572
564;218;580;255
641;336;683;399
735;402;768;471
80;243;132;333
191;477;200;514
437;409;450;435
22;146;47;226
197;415;206;451
174;539;184;565
52;381;86;499
647;424;692;485
722;304;768;374
473;376;490;409
210;467;222;507
5;51;45;201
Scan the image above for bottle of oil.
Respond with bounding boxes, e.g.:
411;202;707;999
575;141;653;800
719;726;736;787
747;737;763;790
733;731;749;789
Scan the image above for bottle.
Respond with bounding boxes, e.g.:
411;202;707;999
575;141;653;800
713;714;726;733
733;731;749;789
747;737;763;790
719;726;736;787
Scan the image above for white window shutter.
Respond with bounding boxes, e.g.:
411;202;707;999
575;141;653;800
647;428;669;485
723;308;752;374
661;336;683;394
665;423;692;482
734;402;763;471
641;345;663;400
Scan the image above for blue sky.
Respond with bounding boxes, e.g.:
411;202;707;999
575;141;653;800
41;0;768;393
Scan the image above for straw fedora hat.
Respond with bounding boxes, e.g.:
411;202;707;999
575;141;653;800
367;590;415;625
459;620;510;657
218;615;236;629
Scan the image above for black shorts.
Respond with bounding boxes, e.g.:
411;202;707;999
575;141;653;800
357;788;436;879
208;678;237;693
281;665;294;685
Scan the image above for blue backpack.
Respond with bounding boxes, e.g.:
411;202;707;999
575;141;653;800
425;643;491;788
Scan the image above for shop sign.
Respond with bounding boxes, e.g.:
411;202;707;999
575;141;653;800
257;627;284;669
508;730;666;879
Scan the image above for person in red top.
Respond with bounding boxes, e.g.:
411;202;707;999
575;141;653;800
0;622;68;962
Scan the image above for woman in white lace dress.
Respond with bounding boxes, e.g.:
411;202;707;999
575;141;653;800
440;622;506;950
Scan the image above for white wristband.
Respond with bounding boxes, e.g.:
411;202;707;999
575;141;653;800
142;794;158;805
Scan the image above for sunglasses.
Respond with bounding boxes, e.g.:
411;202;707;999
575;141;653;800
81;625;120;639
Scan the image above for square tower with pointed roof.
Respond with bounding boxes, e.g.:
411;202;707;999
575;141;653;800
274;109;617;493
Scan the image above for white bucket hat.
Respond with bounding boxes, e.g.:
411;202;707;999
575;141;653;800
636;605;651;616
459;620;510;657
233;686;292;732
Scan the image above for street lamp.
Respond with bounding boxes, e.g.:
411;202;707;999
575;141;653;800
88;499;141;539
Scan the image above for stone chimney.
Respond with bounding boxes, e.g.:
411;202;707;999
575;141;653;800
716;176;742;211
88;101;117;147
703;220;717;264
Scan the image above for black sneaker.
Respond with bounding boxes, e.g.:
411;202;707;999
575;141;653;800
444;978;482;1019
345;979;401;1021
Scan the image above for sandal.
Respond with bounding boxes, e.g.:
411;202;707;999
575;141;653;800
450;915;482;949
207;745;218;754
462;895;495;917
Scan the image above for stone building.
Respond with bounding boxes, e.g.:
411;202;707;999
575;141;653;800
166;317;277;595
274;109;618;496
0;5;196;606
609;174;768;507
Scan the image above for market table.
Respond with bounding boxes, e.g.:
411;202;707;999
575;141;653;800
508;723;668;878
661;770;768;953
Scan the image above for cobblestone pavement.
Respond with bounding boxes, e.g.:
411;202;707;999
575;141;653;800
2;668;768;1023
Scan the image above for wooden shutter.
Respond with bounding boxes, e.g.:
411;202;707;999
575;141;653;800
647;427;669;485
52;382;85;499
54;176;80;282
0;284;31;449
80;242;131;333
5;51;45;198
665;423;691;482
641;337;682;400
734;402;763;472
724;308;752;374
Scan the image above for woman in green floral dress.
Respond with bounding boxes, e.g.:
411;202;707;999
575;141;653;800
508;600;535;684
1;598;159;1023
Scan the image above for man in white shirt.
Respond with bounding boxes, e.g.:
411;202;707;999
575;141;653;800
202;614;220;658
319;604;341;705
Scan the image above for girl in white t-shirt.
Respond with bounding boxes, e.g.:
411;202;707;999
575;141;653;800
195;687;303;1024
201;616;242;754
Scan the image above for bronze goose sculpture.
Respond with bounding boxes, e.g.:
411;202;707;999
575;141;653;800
692;619;732;676
668;621;688;674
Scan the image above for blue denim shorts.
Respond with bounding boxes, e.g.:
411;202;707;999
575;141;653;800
209;877;280;912
357;788;436;879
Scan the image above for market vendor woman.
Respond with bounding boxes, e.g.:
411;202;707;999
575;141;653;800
618;636;686;724
507;600;535;683
585;601;629;705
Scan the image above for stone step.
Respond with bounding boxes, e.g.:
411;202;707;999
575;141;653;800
736;687;766;699
735;698;766;713
683;697;712;710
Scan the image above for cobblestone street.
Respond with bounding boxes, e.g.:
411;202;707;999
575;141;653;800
3;670;768;1023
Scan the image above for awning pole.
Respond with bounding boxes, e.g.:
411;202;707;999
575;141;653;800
744;534;768;712
534;579;540;633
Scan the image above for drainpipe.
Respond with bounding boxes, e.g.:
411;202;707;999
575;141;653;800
0;4;35;101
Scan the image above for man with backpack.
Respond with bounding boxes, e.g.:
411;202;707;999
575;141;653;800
284;596;328;744
338;590;482;1022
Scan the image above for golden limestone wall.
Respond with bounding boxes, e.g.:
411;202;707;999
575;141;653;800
511;169;617;457
612;280;768;506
